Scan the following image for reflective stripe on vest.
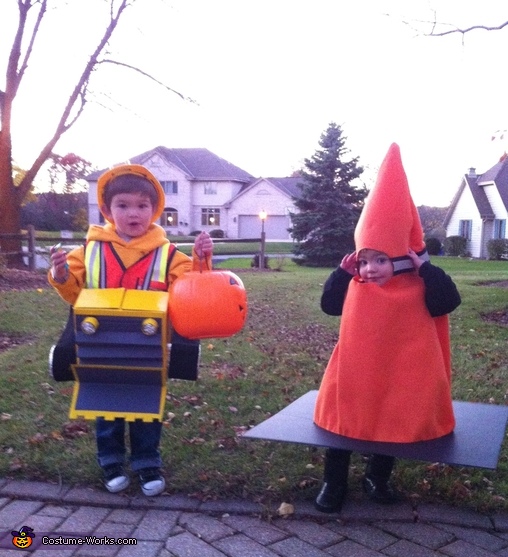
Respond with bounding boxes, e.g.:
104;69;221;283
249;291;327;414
85;241;174;290
84;240;104;289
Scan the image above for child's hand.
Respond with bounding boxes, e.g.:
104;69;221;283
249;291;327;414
194;232;213;258
50;243;69;282
408;248;424;270
340;252;357;276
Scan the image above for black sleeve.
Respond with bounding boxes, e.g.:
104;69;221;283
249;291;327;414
419;261;461;317
320;267;354;316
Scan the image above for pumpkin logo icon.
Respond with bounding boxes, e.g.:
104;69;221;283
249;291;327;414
11;526;35;549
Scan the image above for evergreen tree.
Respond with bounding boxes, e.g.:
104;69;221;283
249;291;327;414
290;123;367;267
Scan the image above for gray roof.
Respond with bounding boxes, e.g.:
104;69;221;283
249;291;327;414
146;146;256;182
444;157;508;226
477;156;508;212
265;177;302;198
88;147;255;183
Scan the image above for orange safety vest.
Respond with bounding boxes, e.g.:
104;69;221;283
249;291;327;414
84;241;175;290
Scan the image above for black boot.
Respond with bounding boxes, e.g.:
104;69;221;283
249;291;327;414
315;449;351;513
362;454;398;504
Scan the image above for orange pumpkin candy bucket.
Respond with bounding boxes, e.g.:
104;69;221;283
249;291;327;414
168;270;248;339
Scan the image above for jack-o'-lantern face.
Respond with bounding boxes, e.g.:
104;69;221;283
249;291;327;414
12;535;33;548
11;526;35;549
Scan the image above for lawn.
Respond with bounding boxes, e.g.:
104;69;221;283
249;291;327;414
1;256;508;512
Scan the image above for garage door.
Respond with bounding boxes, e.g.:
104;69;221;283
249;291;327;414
238;215;290;239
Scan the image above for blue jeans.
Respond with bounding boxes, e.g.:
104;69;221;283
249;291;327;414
96;418;162;472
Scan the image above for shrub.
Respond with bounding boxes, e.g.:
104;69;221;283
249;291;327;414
251;253;270;269
444;235;468;257
189;230;201;237
427;227;447;243
271;254;288;271
209;229;225;238
425;237;442;256
486;239;508;260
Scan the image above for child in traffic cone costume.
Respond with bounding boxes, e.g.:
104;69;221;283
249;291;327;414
313;143;461;512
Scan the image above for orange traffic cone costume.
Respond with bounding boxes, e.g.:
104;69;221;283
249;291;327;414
314;143;456;442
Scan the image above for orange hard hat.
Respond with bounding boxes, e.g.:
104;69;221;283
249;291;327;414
97;164;165;223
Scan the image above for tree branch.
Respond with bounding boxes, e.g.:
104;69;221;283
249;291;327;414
99;59;199;104
428;20;508;37
17;0;47;83
386;11;508;39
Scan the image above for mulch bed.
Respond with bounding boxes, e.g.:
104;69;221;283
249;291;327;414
476;280;508;327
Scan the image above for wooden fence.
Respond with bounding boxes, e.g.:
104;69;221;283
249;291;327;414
0;226;264;271
0;225;84;271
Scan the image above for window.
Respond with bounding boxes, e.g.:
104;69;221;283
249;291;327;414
160;181;178;194
459;220;472;240
494;219;506;239
161;208;178;227
201;208;220;226
204;182;217;195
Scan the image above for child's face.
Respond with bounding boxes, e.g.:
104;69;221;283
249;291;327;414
357;249;394;285
102;192;155;241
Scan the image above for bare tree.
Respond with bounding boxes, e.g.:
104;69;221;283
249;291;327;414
0;0;185;266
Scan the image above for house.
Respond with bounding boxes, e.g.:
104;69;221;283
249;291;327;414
87;146;301;240
444;155;508;258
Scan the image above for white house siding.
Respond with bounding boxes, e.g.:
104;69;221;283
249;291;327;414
191;180;244;235
446;185;483;257
226;179;295;239
193;180;243;206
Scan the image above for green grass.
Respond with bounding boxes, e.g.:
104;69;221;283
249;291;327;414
1;257;508;512
175;241;294;257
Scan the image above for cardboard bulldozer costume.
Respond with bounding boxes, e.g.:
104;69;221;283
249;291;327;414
68;288;170;422
50;272;247;422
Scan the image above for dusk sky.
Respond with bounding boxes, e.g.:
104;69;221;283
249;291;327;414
1;0;507;205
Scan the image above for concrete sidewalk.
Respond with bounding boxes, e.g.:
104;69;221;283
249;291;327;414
1;477;508;556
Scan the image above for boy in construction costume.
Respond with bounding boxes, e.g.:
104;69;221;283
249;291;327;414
313;143;461;513
49;164;213;497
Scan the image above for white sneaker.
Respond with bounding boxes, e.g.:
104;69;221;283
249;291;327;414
139;468;165;496
103;465;130;493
